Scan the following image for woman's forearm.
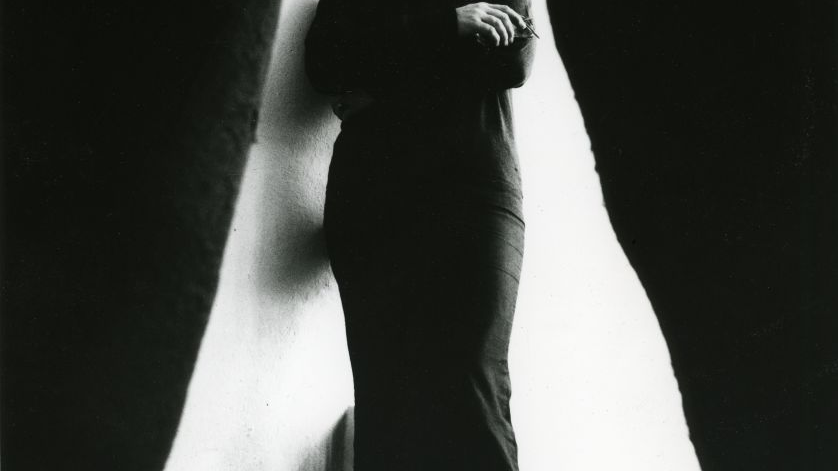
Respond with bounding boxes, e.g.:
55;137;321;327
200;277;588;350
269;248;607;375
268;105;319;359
465;30;537;89
304;0;535;96
456;1;537;90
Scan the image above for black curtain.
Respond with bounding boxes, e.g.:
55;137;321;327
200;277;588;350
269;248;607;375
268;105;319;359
546;1;838;469
2;1;280;469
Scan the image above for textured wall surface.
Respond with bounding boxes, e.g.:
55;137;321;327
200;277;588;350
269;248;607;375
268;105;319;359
165;1;699;470
165;1;355;469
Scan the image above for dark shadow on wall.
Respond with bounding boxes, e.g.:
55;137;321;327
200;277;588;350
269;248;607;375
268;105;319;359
246;0;338;302
1;0;281;469
300;407;355;471
545;1;838;469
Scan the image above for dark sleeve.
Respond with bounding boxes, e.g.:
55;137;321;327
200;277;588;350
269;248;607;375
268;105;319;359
304;0;458;95
304;0;535;95
457;0;536;90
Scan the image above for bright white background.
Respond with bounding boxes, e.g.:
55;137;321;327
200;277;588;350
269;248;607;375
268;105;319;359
165;1;702;469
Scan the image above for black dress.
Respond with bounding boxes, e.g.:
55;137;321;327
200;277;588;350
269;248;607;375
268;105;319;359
305;2;534;470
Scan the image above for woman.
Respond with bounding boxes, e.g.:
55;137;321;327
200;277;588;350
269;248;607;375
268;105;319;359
305;2;535;470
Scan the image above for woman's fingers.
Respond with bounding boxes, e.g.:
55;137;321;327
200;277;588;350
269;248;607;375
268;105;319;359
477;21;502;46
485;8;517;44
489;4;527;29
456;2;525;47
482;14;509;45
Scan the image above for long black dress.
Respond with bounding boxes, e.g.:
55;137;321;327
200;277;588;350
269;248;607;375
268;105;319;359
305;2;535;470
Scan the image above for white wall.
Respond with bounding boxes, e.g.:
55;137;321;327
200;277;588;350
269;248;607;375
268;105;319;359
165;1;702;470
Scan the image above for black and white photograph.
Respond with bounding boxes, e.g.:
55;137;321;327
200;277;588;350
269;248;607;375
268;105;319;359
2;0;837;470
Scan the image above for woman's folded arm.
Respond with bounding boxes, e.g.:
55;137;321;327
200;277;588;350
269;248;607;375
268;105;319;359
304;0;535;95
455;0;536;90
304;0;458;95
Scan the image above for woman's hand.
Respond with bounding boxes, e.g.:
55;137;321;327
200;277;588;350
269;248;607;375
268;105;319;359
456;3;528;47
331;90;375;121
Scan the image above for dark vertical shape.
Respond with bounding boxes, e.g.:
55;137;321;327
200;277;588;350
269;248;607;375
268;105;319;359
802;0;838;464
546;1;837;469
1;0;281;469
